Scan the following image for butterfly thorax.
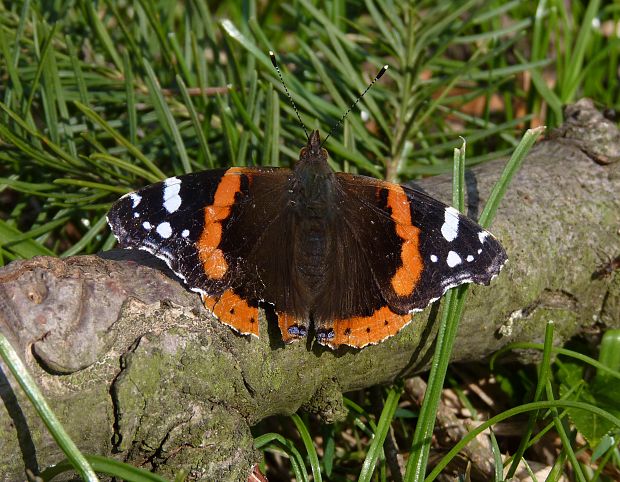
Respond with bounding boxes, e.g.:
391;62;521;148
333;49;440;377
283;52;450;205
292;130;336;206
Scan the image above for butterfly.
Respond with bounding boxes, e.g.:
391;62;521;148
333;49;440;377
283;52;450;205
107;129;506;349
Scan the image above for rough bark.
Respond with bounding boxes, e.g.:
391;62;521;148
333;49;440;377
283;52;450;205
0;99;619;481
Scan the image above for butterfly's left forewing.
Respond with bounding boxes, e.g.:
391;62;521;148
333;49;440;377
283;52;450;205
107;167;294;337
108;169;229;292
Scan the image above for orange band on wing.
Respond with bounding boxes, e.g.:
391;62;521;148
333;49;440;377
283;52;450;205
197;168;245;279
326;306;412;348
386;187;423;297
201;290;259;337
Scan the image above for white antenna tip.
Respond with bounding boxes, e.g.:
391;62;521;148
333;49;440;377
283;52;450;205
384;65;389;70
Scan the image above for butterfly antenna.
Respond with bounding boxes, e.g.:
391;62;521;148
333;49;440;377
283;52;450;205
270;51;309;140
321;64;388;147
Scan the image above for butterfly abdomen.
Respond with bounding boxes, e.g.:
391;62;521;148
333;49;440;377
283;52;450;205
293;217;329;289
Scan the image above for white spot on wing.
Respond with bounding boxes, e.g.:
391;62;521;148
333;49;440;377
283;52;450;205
441;207;460;242
142;221;151;230
477;249;482;254
447;251;462;267
430;254;438;263
163;177;182;213
156;222;172;238
130;193;142;208
181;229;190;238
478;231;489;244
466;255;474;262
133;212;140;218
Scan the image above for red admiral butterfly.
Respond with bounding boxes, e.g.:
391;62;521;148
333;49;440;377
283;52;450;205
107;55;506;349
107;127;506;348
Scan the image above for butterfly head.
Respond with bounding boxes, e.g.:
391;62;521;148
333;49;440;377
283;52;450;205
299;130;328;165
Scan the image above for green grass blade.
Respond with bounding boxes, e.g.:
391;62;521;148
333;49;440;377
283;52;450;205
53;179;128;194
90;154;161;184
24;21;59;119
560;0;600;102
405;286;468;482
365;0;403;61
521;54;563;121
596;329;620;382
322;426;335;477
590;440;616;480
478;126;545;228
0;333;99;481
82;0;123;71
215;93;238;167
0;20;24;105
425;399;620;481
406;125;541;481
143;59;192;174
488;429;503;481
265;85;280;166
228;86;263;139
73;101;166;179
358;385;402;482
0;220;55;258
344;396;379;432
176;75;214;168
455;18;532;43
123;50;138;146
254;433;309;482
492;342;620;382
1;216;70;247
46;39;77;158
544;381;587;482
0;101;83;170
136;0;176;73
220;19;272;72
61;215;109;257
506;320;555;478
471;0;523;24
0;177;57;193
452;138;466;211
39;454;169;482
168;32;193;85
291;414;322;482
404;134;470;482
531;0;550;63
66;36;90;106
